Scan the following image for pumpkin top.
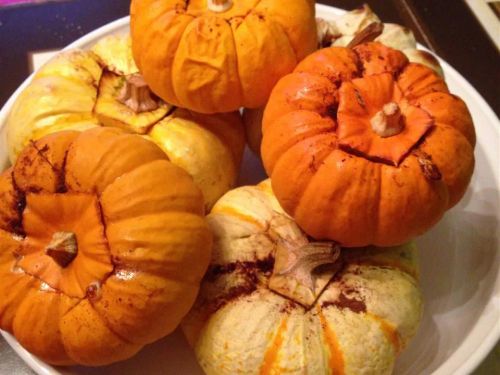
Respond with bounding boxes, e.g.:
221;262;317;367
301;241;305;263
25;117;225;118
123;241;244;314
130;0;318;113
261;42;475;246
0;128;212;366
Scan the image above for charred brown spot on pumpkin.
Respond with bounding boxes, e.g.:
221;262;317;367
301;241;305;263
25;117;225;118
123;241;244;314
322;292;367;313
413;150;442;180
45;231;78;268
267;214;341;308
347;22;384;48
117;73;159;113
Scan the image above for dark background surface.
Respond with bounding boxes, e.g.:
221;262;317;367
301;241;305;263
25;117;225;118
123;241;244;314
0;0;498;114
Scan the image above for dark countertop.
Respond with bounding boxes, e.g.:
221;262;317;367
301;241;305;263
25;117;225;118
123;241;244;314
0;1;498;374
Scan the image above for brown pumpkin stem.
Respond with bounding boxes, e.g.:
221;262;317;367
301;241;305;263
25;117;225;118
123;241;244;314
117;73;159;113
45;231;78;268
268;214;341;308
371;102;404;138
207;0;232;12
347;22;384;48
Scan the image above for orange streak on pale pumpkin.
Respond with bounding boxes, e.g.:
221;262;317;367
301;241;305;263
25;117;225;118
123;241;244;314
366;313;401;353
212;206;266;229
259;317;288;375
318;309;345;375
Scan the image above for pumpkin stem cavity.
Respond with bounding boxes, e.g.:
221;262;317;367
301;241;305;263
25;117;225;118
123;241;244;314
370;102;404;138
45;231;78;268
117;73;159;113
268;214;341;308
207;0;233;12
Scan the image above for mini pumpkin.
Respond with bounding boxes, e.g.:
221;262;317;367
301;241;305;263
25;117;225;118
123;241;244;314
182;180;422;375
0;127;212;366
130;0;317;114
261;42;475;247
6;34;245;209
244;9;445;156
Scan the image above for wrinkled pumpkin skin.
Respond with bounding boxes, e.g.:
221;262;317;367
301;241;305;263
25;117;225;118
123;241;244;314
261;42;475;247
6;34;245;209
0;128;212;366
130;0;317;114
182;180;422;375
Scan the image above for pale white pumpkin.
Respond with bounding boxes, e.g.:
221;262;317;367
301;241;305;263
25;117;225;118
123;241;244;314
182;180;423;375
321;4;443;75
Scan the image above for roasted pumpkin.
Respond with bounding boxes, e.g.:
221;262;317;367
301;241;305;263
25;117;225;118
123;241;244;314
261;42;475;247
6;34;245;209
182;180;422;375
130;0;317;114
0;128;212;366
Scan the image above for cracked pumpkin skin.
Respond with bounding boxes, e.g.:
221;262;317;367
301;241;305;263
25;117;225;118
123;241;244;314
6;34;245;210
0;128;212;366
130;0;317;114
261;42;475;247
182;180;422;375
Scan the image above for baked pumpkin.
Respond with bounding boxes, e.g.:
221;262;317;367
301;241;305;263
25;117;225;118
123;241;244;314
261;42;475;247
130;0;317;114
182;180;422;375
0;127;212;366
6;34;245;209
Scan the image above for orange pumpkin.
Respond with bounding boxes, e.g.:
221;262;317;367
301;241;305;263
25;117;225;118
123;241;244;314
130;0;317;114
0;128;212;366
262;42;475;247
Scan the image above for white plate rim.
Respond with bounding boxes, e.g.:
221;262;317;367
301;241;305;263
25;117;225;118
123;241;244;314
0;4;498;375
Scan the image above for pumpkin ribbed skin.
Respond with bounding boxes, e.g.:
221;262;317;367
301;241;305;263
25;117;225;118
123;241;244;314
261;42;475;247
130;0;317;114
0;128;212;366
6;35;245;209
182;180;422;375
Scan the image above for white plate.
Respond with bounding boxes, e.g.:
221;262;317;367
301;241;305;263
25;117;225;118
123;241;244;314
0;4;499;375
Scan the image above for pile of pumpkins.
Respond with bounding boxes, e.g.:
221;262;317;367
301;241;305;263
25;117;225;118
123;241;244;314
0;2;475;374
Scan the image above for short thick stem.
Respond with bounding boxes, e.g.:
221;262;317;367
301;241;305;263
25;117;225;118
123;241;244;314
117;74;159;113
347;22;384;48
45;231;78;268
268;215;341;308
207;0;232;12
371;102;404;138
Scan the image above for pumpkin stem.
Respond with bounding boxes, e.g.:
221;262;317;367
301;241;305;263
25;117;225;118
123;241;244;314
117;73;159;113
45;231;78;268
347;22;384;48
268;214;341;308
207;0;233;12
371;102;404;138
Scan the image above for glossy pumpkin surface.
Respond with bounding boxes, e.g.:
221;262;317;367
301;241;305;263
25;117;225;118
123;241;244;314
182;180;422;375
261;42;475;247
130;0;317;113
6;35;245;209
0;128;212;366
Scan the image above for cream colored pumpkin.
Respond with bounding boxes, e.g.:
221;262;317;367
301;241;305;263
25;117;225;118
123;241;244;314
182;180;423;375
6;34;245;209
321;4;443;75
